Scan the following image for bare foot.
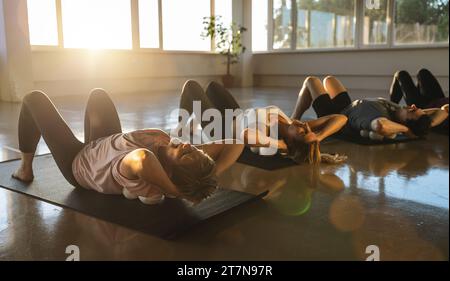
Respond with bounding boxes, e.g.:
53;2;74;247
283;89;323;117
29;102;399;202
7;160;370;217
12;166;34;182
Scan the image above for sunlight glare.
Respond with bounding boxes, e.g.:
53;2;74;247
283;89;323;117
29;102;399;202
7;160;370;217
252;0;268;51
162;0;210;51
27;0;58;46
61;0;132;49
139;0;160;48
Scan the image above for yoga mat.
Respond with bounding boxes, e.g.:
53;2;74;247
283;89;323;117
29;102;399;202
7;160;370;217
0;155;267;240
333;132;420;145
237;147;297;170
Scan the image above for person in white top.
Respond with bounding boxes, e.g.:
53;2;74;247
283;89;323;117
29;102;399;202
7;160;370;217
12;89;244;204
179;80;348;164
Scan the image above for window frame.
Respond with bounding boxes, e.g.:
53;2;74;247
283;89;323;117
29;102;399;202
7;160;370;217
253;0;449;54
29;0;231;53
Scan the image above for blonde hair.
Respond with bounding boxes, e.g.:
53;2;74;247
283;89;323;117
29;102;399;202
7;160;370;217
289;141;346;165
289;141;321;164
171;151;218;203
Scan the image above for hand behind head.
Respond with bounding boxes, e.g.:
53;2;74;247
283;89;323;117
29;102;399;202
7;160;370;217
303;132;319;144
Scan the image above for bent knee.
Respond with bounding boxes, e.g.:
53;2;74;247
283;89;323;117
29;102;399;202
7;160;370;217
181;80;205;100
183;80;202;92
417;68;432;77
22;91;50;105
303;76;322;90
394;70;409;79
89;88;109;98
323;75;339;85
303;76;320;85
206;80;223;92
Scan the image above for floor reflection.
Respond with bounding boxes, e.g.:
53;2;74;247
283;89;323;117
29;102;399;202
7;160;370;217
321;134;449;209
220;163;346;218
0;88;448;260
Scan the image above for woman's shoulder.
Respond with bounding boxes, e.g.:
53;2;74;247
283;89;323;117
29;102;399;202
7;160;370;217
124;129;170;148
128;128;168;134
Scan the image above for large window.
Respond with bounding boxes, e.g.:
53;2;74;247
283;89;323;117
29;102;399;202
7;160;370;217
273;0;293;49
215;0;233;27
139;0;160;49
253;0;449;52
27;0;232;51
252;0;269;51
162;0;211;51
26;0;450;52
394;0;449;45
363;0;388;45
61;0;132;49
298;0;355;48
272;0;356;50
27;0;58;46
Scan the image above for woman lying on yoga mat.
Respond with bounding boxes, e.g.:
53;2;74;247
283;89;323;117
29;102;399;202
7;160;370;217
390;69;449;134
292;76;448;141
178;80;348;164
12;90;244;204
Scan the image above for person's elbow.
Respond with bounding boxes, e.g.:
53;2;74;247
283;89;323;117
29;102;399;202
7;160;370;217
122;148;157;178
331;114;348;128
372;118;390;136
235;142;245;153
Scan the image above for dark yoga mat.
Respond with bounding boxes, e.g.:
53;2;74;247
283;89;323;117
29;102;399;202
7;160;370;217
237;147;297;170
0;155;267;240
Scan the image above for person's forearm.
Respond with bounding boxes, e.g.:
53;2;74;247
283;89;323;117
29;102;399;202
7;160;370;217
307;115;347;142
195;141;246;176
375;118;409;136
242;128;279;148
424;108;449;127
213;143;245;176
138;152;180;197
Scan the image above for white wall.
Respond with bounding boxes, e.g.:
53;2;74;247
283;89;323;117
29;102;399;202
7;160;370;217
31;50;228;96
253;47;450;95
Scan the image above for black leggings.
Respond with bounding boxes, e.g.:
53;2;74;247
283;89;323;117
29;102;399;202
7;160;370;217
178;80;240;132
390;68;446;108
18;89;122;187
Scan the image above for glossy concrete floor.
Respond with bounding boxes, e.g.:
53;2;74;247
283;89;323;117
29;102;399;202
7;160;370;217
0;87;448;260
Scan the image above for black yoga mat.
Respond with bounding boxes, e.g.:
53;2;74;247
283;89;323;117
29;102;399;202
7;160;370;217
0;155;267;240
237;147;297;170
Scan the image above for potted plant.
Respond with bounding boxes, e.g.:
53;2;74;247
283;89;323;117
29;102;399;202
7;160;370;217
202;16;247;88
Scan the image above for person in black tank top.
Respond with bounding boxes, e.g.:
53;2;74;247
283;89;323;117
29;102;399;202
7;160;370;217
292;76;448;140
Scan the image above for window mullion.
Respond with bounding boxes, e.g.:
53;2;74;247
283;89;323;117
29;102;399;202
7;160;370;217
355;0;363;49
211;0;215;52
291;0;298;50
291;0;297;50
158;0;163;50
387;0;395;48
55;0;64;48
131;0;140;50
268;0;274;51
306;9;311;48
